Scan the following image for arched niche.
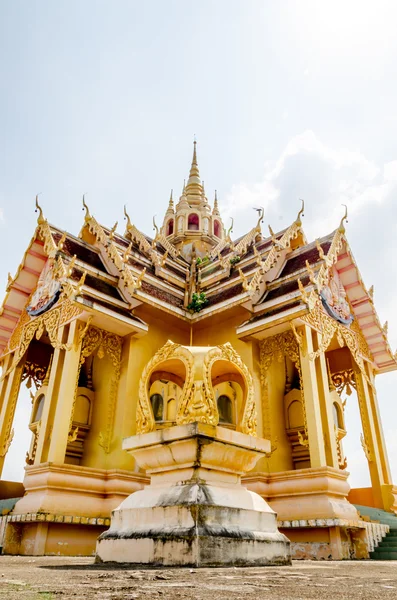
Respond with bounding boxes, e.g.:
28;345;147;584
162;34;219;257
206;348;256;436
329;389;345;431
214;219;221;238
166;219;174;236
188;213;199;231
148;372;184;424
137;342;193;434
32;393;45;424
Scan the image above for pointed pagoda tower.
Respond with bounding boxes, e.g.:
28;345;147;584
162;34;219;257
160;141;225;262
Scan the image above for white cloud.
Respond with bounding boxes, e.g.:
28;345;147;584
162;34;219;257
223;131;397;486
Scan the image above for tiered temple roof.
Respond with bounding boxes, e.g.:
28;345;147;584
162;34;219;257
1;145;396;374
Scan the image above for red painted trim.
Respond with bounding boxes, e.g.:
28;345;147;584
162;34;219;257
360;322;377;330
345;281;361;290
23;266;41;277
28;249;46;260
356;311;375;319
338;264;355;274
351;297;368;307
0;324;14;333
3;305;22;315
10;288;30;298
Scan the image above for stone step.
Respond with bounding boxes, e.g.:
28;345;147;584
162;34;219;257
354;505;397;528
378;541;397;548
370;550;397;560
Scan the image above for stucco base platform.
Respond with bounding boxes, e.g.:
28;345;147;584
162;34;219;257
96;423;291;566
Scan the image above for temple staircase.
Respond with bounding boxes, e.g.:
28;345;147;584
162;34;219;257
355;505;397;560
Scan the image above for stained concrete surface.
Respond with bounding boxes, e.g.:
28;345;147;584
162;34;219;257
0;556;396;599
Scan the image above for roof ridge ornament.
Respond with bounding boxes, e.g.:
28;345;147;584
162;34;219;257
35;194;46;225
82;194;91;223
339;204;348;233
153;215;159;238
253;207;264;229
124;205;132;230
296;199;305;225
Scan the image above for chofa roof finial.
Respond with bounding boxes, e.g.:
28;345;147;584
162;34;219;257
35;194;46;225
296;198;305;225
339;204;348;233
124;204;132;230
82;194;91;223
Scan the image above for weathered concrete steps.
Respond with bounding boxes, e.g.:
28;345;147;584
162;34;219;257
355;505;397;560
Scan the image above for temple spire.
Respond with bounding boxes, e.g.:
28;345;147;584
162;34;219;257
185;140;203;195
165;189;174;216
213;190;220;216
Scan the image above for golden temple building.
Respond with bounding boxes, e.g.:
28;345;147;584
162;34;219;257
0;142;396;560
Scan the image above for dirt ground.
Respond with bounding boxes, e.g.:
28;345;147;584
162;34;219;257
0;556;396;600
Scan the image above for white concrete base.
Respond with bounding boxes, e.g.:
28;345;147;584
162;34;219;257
96;424;291;566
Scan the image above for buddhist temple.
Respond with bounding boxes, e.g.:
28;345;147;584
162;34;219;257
0;142;396;561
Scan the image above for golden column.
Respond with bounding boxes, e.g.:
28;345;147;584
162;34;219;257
313;331;339;468
0;352;24;476
299;325;327;467
34;319;82;465
47;319;82;463
354;362;394;510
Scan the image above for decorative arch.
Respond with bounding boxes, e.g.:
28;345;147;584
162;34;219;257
136;340;194;434
203;343;256;436
188;213;199;231
214;220;221;238
166;219;174;236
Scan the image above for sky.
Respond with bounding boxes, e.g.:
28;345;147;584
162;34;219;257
1;0;397;487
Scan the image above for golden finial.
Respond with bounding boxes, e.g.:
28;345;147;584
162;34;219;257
227;217;234;238
368;285;374;299
108;221;118;241
169;189;174;209
253;245;262;266
254;207;264;228
57;232;66;252
76;270;87;295
296;199;305;224
238;268;250;292
305;260;317;285
338;204;348;233
35;194;46;225
122;241;132;265
152;215;159;237
6;272;13;290
383;321;389;335
82;194;91;222
66;255;77;278
123;204;132;230
298;278;309;304
161;250;169;267
316;239;326;262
